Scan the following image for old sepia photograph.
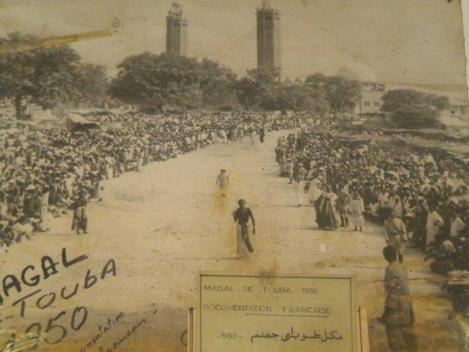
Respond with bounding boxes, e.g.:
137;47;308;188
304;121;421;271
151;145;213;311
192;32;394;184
0;0;468;351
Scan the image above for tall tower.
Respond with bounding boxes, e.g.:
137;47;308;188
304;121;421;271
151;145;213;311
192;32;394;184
256;1;281;75
166;2;188;56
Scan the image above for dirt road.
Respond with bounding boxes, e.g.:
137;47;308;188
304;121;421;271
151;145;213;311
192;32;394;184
0;131;461;351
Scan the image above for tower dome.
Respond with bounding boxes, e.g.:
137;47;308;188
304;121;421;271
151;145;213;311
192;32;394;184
337;63;377;83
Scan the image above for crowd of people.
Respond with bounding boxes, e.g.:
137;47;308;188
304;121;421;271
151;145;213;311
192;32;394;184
276;120;469;349
0;110;296;251
275;121;468;270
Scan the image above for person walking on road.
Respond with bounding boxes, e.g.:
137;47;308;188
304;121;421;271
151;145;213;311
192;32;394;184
259;126;266;143
216;169;230;196
233;199;256;259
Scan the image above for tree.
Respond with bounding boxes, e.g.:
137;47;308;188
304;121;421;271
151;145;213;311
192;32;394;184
199;58;237;108
0;32;84;119
234;67;280;110
295;83;329;112
234;77;264;110
112;52;202;110
425;94;450;111
306;74;361;114
246;67;280;85
325;76;361;113
382;89;424;113
381;89;449;128
390;106;439;129
73;63;109;108
305;72;328;91
110;53;241;111
235;69;330;112
259;82;328;112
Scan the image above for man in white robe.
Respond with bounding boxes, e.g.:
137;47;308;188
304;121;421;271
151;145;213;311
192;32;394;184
425;206;444;251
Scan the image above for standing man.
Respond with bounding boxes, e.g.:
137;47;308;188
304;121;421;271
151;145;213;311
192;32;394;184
336;191;350;228
349;191;365;231
233;199;256;259
384;209;407;263
425;203;444;252
71;189;88;235
259;126;266;143
294;163;307;207
378;245;417;352
216;169;230;195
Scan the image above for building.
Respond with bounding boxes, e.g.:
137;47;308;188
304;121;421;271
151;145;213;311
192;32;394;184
446;95;469;119
337;64;383;115
256;1;281;74
439;94;469;134
355;82;385;115
166;2;188;56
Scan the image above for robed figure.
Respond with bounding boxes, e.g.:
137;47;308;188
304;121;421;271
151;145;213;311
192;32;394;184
233;199;256;259
379;246;417;352
315;187;339;230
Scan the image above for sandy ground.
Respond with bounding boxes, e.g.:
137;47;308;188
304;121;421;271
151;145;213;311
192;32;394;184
0;131;463;351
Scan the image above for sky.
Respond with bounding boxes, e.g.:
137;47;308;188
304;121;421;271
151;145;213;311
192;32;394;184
0;0;467;91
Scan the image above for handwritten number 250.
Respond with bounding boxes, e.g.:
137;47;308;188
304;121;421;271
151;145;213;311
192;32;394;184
25;306;88;346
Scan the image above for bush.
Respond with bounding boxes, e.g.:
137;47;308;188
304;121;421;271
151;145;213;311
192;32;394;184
391;106;441;129
382;89;448;129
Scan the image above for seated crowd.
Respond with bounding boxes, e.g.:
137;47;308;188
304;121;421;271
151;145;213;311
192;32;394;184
0;111;297;250
276;120;469;276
